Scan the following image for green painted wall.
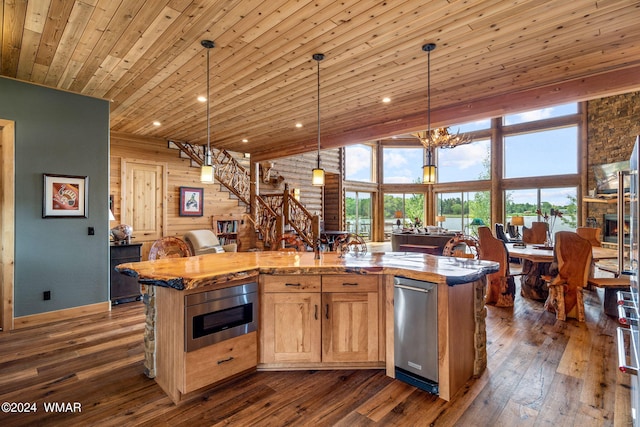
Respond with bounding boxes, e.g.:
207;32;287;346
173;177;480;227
0;77;110;317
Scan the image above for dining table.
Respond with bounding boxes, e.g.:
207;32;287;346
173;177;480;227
506;243;618;300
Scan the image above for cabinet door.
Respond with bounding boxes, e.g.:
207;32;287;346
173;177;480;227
261;292;321;363
322;291;379;363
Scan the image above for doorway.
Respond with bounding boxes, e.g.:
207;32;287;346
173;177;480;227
0;119;15;331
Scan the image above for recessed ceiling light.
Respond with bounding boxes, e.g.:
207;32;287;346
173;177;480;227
242;138;248;143
197;95;206;103
295;123;303;128
153;121;161;126
382;97;391;103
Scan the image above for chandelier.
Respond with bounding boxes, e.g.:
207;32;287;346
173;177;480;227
417;43;472;184
412;127;472;150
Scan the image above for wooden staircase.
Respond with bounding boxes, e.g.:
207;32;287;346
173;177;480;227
168;141;319;250
168;141;250;206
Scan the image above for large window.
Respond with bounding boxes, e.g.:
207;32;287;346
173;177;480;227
503;103;577;125
439;138;491;183
437;191;490;235
341;102;581;242
383;193;425;236
345;191;372;240
504;126;578;178
344;144;374;182
505;187;577;233
382;147;423;183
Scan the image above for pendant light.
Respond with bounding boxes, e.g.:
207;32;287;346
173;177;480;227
200;39;215;183
422;43;437;184
311;53;325;187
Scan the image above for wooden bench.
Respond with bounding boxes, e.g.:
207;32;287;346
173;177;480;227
398;244;440;255
587;275;631;317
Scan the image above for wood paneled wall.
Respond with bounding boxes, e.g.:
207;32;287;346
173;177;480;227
258;150;341;220
324;172;343;231
111;132;340;256
110;132;251;258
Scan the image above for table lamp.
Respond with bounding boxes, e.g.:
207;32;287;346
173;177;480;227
394;210;403;229
511;215;524;237
470;218;485;227
469;218;485;236
435;215;446;227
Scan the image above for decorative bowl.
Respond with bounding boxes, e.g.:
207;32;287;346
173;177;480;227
110;224;133;243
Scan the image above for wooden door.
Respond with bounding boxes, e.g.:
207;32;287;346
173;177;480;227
121;159;167;246
261;292;321;363
322;291;379;363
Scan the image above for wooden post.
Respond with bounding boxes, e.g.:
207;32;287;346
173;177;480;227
249;161;259;249
312;214;321;249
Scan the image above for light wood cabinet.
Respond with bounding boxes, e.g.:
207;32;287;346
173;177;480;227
261;292;321;363
154;279;258;404
183;332;257;393
321;275;379;363
261;275;321;364
260;274;383;367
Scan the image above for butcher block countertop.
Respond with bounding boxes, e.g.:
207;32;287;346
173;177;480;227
116;251;499;291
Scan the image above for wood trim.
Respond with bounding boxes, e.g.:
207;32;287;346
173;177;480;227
384;275;395;377
0;119;14;332
13;301;111;330
579;103;588;226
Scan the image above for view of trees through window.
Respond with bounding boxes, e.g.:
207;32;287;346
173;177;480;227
342;102;580;240
345;191;372;240
437;191;490;234
505;188;577;232
383;193;424;234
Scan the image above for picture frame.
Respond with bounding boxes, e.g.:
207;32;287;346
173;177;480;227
43;173;88;218
179;186;204;217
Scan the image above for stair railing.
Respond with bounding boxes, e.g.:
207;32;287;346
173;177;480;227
212;149;250;206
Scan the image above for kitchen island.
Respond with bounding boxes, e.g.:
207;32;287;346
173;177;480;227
117;251;498;404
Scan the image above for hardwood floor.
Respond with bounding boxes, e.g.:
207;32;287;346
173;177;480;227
0;280;632;426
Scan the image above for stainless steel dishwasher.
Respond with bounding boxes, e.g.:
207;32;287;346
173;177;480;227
394;276;438;394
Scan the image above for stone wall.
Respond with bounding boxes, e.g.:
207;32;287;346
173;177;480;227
586;91;640;227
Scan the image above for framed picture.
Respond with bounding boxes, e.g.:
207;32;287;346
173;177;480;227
43;174;88;218
179;186;203;217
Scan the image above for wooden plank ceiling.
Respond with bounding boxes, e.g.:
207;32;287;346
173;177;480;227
2;0;640;161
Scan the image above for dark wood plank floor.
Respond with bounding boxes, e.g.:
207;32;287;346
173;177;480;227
0;280;633;426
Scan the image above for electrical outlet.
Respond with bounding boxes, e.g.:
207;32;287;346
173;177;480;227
43;291;51;301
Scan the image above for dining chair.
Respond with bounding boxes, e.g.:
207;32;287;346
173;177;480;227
494;223;511;243
477;226;516;307
148;237;193;260
543;231;592;321
576;227;602;247
522;221;547;244
506;222;521;240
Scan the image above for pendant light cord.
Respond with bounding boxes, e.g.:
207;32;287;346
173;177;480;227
206;45;211;164
316;56;321;168
422;43;436;166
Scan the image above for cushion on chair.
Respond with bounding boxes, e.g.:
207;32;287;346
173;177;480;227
184;230;237;255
